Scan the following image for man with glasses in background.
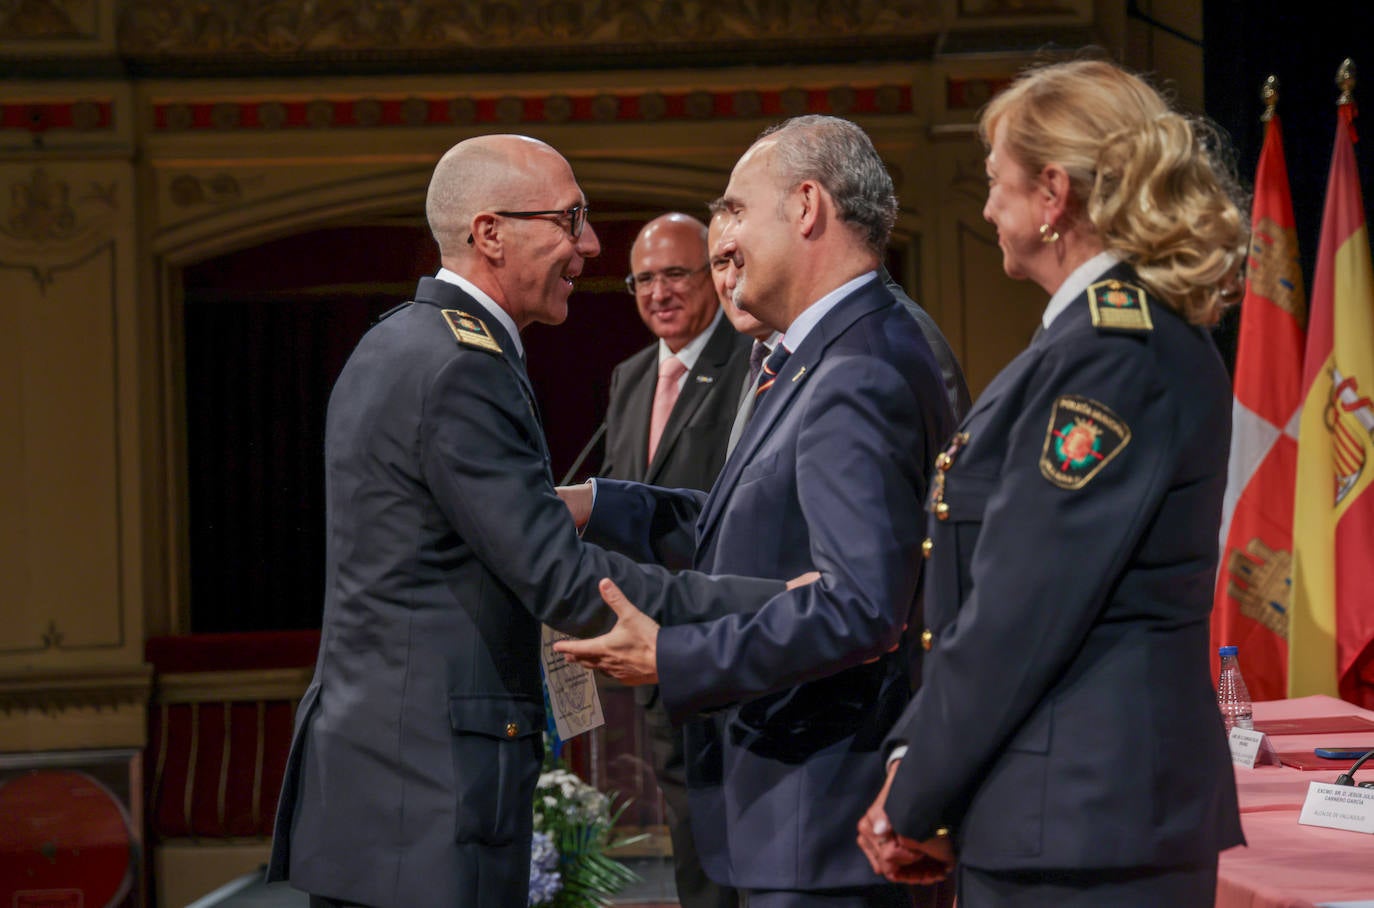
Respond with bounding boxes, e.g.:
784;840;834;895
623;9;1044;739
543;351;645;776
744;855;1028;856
600;211;751;908
267;136;786;908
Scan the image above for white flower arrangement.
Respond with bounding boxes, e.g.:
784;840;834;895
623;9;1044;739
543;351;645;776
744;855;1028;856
528;761;641;907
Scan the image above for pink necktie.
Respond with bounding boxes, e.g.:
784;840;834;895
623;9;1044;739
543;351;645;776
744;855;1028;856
648;355;687;464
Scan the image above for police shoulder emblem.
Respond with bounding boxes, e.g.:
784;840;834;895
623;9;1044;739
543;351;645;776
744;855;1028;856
1087;279;1153;333
441;309;502;354
1039;395;1131;490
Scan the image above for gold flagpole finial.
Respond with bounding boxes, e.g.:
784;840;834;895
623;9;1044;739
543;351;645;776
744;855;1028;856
1336;58;1356;106
1260;75;1279;122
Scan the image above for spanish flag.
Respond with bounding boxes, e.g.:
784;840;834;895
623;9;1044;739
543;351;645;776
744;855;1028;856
1213;112;1306;702
1290;95;1374;707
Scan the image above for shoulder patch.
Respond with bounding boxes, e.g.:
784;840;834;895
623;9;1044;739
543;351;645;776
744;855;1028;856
1087;279;1153;333
441;309;502;354
1039;395;1131;490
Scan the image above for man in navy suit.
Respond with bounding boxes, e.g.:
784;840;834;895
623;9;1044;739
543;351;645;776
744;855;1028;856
557;116;957;908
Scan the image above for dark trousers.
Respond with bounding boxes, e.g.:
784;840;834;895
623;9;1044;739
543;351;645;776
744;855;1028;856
738;880;954;908
643;686;739;908
955;860;1219;907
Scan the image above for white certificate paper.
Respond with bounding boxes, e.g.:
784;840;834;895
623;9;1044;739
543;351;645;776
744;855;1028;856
540;625;605;740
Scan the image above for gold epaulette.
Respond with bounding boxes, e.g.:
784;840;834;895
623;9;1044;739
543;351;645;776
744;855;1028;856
1086;279;1153;333
441;309;502;354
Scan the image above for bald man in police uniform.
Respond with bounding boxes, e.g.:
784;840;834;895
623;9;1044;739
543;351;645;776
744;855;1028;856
266;135;784;908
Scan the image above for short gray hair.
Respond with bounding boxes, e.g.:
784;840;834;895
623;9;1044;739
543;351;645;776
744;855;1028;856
758;115;897;255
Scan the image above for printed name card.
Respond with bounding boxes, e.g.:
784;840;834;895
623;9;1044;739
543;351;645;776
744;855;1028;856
1229;727;1278;768
540;625;605;740
1299;782;1374;834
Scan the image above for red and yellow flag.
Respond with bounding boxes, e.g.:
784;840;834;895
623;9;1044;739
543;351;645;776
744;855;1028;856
1213;113;1306;702
1290;99;1374;707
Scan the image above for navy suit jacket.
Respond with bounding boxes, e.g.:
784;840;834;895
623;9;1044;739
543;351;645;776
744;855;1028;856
883;264;1244;872
267;277;783;908
585;275;955;890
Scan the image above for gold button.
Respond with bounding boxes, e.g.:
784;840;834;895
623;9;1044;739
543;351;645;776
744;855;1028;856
505;722;519;738
935;501;950;521
935;452;951;471
921;629;933;651
921;538;933;559
934;826;949;838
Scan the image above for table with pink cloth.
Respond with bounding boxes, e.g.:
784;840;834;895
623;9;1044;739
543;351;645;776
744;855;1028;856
1217;694;1374;908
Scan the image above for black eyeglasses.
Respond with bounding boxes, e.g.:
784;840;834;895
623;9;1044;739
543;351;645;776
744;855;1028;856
624;263;710;296
492;204;590;239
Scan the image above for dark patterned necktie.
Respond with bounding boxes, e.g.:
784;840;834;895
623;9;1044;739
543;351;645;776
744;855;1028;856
755;344;792;399
746;340;770;391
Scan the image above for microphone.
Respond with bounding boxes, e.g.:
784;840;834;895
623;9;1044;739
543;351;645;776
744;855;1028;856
1334;750;1374;789
561;421;607;485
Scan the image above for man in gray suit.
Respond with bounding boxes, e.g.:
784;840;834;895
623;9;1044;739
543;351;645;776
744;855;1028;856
266;134;784;908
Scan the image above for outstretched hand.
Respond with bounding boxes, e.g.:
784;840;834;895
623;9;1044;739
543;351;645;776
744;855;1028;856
553;578;660;685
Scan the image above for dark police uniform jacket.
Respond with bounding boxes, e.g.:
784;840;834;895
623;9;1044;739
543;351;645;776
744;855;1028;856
883;263;1244;871
266;276;782;908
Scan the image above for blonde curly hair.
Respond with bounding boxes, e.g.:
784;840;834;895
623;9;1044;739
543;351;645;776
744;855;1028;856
979;59;1248;325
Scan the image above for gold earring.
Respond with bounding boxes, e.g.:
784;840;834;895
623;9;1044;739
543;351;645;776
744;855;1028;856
1039;223;1060;244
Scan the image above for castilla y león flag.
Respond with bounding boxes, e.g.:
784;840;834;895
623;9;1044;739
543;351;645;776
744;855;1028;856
1290;99;1374;707
1213;113;1306;702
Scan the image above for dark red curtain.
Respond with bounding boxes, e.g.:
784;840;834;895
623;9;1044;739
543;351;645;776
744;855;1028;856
181;219;651;632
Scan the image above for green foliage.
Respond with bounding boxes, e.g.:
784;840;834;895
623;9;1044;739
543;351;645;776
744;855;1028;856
530;762;642;908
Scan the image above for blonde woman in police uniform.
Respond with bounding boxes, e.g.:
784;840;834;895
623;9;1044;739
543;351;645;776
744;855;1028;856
857;59;1248;906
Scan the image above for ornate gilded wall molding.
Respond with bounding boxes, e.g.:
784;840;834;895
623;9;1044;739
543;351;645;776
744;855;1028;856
0;665;152;716
151;84;913;133
0;0;99;41
118;0;943;57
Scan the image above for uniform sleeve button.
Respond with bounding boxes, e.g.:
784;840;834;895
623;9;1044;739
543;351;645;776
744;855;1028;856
506;722;519;738
921;629;933;651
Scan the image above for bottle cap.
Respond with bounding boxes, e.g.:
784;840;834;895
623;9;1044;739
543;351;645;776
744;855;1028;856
1218;645;1238;656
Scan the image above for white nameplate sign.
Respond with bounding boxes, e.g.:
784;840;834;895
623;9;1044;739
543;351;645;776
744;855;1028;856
540;625;604;740
1298;781;1374;834
1228;727;1278;768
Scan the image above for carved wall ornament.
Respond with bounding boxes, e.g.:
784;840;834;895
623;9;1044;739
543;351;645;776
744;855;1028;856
0;0;92;40
5;168;77;243
0;667;153;717
117;0;943;59
167;173;252;209
0;167;120;290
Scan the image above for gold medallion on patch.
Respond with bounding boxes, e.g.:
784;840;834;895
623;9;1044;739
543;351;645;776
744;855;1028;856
1039;395;1131;490
441;309;502;354
1087;279;1153;333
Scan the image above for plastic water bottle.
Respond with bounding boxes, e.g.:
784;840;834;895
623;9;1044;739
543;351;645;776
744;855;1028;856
1217;645;1254;732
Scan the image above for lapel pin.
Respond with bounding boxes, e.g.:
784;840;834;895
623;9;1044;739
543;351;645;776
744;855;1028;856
791;366;807;382
695;374;713;383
